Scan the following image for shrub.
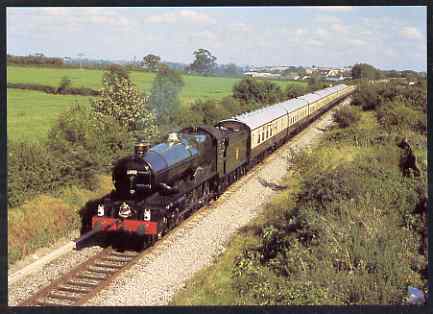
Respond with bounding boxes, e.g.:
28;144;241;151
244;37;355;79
285;84;308;99
333;106;361;128
56;76;72;94
7;82;99;96
233;77;284;105
352;84;381;110
8;142;61;207
149;65;184;124
47;104;133;189
377;100;426;134
92;75;157;139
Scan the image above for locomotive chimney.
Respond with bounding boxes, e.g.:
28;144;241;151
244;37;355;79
134;141;150;159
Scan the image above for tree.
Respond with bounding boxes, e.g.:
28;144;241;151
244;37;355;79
149;64;185;124
233;77;284;105
103;64;130;86
308;73;327;91
352;63;382;80
189;49;217;75
285;84;307;99
143;54;161;72
91;74;157;140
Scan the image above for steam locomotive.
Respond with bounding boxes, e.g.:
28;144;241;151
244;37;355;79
89;84;355;245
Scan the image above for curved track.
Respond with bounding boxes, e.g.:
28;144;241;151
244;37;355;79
19;248;143;306
18;95;352;306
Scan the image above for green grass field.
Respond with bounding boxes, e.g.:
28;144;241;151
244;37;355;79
7;65;306;143
7;65;305;104
7;88;92;143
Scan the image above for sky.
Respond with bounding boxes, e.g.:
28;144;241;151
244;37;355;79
6;6;427;71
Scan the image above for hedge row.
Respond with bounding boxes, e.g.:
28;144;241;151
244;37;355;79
8;105;133;208
7;82;99;96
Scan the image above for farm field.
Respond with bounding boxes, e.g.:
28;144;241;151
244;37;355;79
7;65;306;104
7;88;92;143
7;66;307;143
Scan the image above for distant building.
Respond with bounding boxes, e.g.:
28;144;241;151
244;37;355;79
244;71;281;78
285;72;300;80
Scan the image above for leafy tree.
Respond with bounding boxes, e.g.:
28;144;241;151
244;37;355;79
285;84;307;99
308;73;328;91
233;77;284;105
48;104;134;188
143;54;161;72
91;75;157;139
149;64;185;124
102;64;130;86
189;49;217;75
352;63;382;80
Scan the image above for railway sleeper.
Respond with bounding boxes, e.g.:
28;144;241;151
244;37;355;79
87;265;118;274
110;251;139;258
57;284;92;294
36;300;69;307
94;260;125;268
102;255;133;262
67;279;100;287
47;291;81;302
77;272;107;280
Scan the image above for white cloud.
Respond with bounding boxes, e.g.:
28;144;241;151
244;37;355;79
330;23;347;33
314;15;342;24
348;38;367;47
400;26;423;40
144;9;215;25
315;6;353;12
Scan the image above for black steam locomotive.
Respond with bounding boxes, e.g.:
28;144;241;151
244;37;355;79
89;84;354;244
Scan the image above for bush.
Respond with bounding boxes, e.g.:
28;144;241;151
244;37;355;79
285;84;308;99
47;104;133;190
149;65;185;124
57;76;72;94
352;84;381;110
333;106;361;128
233;77;284;105
8;142;61;207
7;82;99;96
377;100;426;134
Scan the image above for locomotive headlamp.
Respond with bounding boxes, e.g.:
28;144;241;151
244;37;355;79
134;141;150;159
97;204;105;216
143;209;151;221
119;202;133;218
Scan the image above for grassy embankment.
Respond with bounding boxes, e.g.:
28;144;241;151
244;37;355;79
8;175;113;264
172;99;427;305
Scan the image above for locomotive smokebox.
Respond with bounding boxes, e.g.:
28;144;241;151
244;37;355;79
134;141;151;159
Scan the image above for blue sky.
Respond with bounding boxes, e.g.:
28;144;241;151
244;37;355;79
7;6;427;71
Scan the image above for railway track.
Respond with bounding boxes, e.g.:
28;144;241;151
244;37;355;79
19;247;145;306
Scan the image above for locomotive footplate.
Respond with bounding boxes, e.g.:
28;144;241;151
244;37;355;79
92;216;158;235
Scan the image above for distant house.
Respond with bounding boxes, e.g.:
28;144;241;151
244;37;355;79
244;71;281;78
285;72;300;80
